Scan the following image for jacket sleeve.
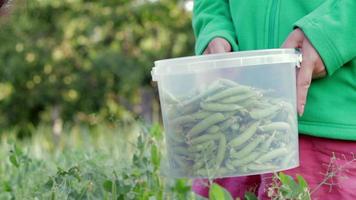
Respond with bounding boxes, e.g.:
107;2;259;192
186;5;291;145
192;0;238;55
294;0;356;75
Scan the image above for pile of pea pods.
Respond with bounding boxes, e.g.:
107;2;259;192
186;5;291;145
163;78;298;178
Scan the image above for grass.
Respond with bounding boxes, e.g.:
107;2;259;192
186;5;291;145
2;121;343;200
0;123;195;200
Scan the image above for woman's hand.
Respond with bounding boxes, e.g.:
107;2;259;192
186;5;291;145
204;37;232;54
282;28;326;116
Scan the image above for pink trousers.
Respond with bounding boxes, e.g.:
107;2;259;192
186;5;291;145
193;135;356;200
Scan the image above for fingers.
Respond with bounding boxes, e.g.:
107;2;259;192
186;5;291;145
296;59;314;116
204;38;231;55
282;29;304;48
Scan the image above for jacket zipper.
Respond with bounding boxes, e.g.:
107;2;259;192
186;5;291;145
268;0;279;48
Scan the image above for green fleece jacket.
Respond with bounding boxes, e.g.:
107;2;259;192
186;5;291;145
192;0;356;140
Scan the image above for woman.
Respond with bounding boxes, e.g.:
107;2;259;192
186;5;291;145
192;0;356;199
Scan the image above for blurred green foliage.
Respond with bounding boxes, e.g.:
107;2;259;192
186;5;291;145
0;123;196;199
0;0;194;130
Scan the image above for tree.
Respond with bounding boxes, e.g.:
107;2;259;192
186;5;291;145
0;0;194;134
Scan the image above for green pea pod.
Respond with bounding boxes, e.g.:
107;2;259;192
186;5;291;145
206;125;220;134
172;155;190;168
190;133;222;145
231;151;261;167
260;131;276;151
246;163;276;171
166;105;179;119
281;150;297;167
287;113;298;133
225;159;235;170
238;99;261;109
173;146;191;157
217;167;231;175
279;101;295;114
166;130;185;145
218;78;238;87
215;135;227;168
221;92;261;104
256;147;288;163
249;105;281;119
252;101;274;109
229;121;260;148
179;102;200;116
206;85;252;102
219;118;236;132
231;123;240;131
182;80;225;107
190;111;212;120
259;122;291;132
190;141;217;154
162;88;179;105
230;135;265;159
193;160;205;171
200;102;244;112
187;113;225;137
171;115;196;126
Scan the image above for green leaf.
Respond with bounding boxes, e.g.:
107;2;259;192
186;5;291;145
44;179;54;190
3;181;12;192
278;172;291;186
209;183;233;200
9;154;19;168
244;191;258;200
150;144;160;169
103;180;113;193
150;124;163;140
173;179;191;193
296;174;309;189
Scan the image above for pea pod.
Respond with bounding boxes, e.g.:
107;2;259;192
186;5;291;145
215;135;227;168
256;147;288;163
200;102;244;112
172;155;189;168
190;111;212;120
219;118;236;132
162;89;179;105
192;142;217;156
278;101;295;114
225;160;235;170
221;92;261;104
238;99;261;109
246;163;276;171
182;80;225;106
259;122;291;132
231;123;240;131
230;135;265;158
179;102;200;116
189;132;223;145
281;150;297;167
206;85;252;102
231;151;261;167
206;125;220;134
197;154;217;170
260;131;276;151
166;131;185;145
249;105;281;119
287;114;298;132
229;121;260;148
171;115;195;126
193;160;205;171
218;78;238;87
187;113;225;137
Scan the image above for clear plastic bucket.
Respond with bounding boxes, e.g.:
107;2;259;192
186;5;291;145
152;49;301;178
